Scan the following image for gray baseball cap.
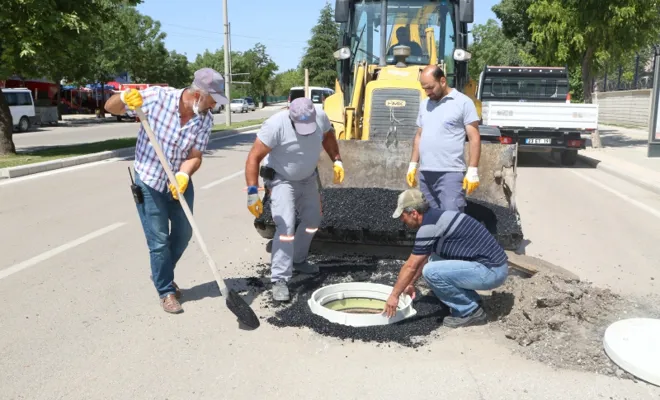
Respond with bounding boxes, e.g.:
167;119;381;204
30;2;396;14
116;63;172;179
392;189;426;218
193;68;229;105
289;97;317;135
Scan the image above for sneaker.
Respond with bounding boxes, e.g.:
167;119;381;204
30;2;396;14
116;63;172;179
442;307;488;328
161;293;183;314
293;261;319;274
272;280;290;302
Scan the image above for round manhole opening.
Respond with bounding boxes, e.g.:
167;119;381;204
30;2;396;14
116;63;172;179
308;282;417;327
323;297;388;314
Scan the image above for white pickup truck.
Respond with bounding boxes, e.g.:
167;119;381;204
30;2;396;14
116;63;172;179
477;65;599;165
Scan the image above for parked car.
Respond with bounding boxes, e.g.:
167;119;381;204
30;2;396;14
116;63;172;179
230;98;249;113
2;88;36;132
244;97;256;111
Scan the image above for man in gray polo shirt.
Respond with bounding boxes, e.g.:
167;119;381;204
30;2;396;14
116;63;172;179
244;97;344;301
406;65;481;212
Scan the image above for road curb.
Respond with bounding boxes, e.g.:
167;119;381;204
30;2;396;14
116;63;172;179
577;154;660;197
0;124;261;180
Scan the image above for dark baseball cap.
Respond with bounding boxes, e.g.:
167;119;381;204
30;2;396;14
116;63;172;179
193;68;229;105
289;97;318;135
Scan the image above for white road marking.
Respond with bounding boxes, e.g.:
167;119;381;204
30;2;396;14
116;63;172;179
0;222;127;281
570;170;660;220
202;170;245;190
0;157;126;186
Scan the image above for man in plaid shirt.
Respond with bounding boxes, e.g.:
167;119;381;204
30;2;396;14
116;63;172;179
105;68;228;314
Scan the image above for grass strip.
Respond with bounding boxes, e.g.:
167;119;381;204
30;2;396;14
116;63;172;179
0;119;265;168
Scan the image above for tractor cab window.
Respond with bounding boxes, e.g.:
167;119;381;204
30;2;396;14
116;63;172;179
350;0;455;75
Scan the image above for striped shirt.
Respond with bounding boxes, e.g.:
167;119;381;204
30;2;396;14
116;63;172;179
412;208;508;269
131;86;213;192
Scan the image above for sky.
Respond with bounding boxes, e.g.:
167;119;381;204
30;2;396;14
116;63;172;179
137;0;500;73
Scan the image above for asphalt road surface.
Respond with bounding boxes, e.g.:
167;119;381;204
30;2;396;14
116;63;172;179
1;137;659;399
12;106;284;151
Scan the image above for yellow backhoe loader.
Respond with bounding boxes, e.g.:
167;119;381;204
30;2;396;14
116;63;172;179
254;0;522;256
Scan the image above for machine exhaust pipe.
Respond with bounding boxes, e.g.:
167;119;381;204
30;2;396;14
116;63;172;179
379;0;387;67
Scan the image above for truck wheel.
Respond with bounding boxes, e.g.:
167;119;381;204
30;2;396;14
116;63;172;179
561;150;578;166
19;116;30;132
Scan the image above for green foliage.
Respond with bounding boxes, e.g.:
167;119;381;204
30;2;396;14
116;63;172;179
526;0;660;102
270;69;304;97
468;19;534;80
236;43;279;102
492;0;535;50
300;2;340;88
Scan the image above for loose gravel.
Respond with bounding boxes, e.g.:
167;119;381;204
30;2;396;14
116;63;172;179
255;187;523;250
489;272;660;380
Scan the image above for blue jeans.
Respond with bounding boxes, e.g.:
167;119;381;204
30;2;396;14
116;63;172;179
419;171;466;212
422;258;508;317
135;173;194;298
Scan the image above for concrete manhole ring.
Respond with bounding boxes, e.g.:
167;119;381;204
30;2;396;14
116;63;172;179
307;282;417;327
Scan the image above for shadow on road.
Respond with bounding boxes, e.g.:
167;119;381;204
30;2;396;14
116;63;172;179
589;129;648;148
516;152;596;169
205;132;256;154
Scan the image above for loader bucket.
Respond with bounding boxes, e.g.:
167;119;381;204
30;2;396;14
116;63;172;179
254;130;523;255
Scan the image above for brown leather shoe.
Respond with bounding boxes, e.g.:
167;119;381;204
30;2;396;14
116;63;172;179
161;294;183;314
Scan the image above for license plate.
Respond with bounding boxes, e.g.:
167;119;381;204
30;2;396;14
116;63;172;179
525;138;552;145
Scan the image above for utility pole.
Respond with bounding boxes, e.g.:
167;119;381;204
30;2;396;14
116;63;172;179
223;0;231;127
304;68;309;98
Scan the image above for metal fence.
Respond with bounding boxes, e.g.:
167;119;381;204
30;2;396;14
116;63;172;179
593;50;656;92
264;95;287;104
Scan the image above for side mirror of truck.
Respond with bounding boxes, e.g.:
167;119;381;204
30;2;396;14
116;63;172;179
459;0;474;23
335;0;350;23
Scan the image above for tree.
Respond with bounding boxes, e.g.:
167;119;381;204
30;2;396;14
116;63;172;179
492;0;535;50
526;0;660;104
0;0;141;155
468;19;533;79
235;43;279;103
162;51;192;88
271;69;304;96
300;2;340;88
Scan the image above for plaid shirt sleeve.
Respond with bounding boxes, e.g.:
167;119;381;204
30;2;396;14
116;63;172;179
193;112;214;152
124;86;163;117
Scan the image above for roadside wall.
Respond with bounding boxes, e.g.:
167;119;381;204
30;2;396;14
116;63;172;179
592;89;652;129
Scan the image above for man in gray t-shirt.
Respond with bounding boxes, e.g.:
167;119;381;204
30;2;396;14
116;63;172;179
407;65;481;212
245;97;345;301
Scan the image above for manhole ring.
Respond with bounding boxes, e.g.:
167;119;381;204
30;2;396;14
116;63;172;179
307;282;417;327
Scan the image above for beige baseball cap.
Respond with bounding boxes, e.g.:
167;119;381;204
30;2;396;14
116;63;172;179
392;189;426;218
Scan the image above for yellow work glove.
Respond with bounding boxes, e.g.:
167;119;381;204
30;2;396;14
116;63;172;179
463;167;480;195
247;186;263;218
168;172;189;200
120;89;143;110
406;162;418;187
333;160;345;184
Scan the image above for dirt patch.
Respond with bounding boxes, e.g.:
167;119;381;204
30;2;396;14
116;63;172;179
487;272;660;380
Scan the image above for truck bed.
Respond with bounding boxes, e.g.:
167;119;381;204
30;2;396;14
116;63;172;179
481;101;599;131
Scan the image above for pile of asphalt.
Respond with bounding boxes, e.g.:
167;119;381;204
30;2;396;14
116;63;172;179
254;187;523;250
245;256;451;347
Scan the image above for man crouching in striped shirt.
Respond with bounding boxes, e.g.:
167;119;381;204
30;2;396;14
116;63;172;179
383;188;509;328
105;68;228;314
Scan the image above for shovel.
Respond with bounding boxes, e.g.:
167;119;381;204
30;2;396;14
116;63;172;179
135;107;260;330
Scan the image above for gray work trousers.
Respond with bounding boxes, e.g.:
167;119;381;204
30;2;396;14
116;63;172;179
267;172;322;282
419;171;466;212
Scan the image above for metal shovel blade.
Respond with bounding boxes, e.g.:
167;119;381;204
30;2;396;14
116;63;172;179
226;289;260;329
